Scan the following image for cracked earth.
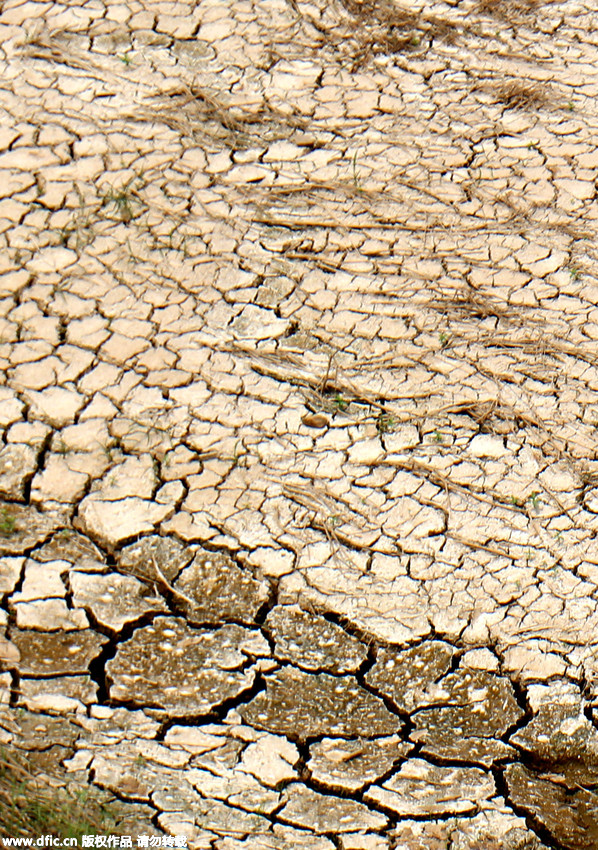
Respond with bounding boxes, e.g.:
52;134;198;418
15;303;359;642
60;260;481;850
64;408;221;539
0;0;598;846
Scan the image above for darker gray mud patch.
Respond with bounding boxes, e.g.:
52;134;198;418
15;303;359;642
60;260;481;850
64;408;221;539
2;540;597;847
239;665;402;741
264;603;368;673
505;763;598;850
106;615;269;715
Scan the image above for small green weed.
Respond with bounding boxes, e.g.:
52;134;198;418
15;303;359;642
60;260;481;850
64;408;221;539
529;490;541;512
119;52;132;66
333;393;349;412
439;331;449;348
433;430;444;443
376;412;397;434
0;508;15;538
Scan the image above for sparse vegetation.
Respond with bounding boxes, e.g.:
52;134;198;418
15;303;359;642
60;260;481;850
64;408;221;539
376;412;397;434
0;748;116;839
479;79;554;110
529;490;542;512
102;178;145;224
0;508;15;538
332;393;349;413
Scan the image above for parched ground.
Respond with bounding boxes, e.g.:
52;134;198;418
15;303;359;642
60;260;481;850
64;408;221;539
1;0;598;846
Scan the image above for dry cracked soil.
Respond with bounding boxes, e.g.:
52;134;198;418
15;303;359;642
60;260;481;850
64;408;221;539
0;0;598;847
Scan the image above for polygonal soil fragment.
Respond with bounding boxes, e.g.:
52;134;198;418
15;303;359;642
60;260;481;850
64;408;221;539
0;504;62;555
264;605;368;673
11;559;67;602
278;783;388;833
10;628;108;675
213;836;331;850
240;733;300;787
363;758;495;816
173;551;270;624
107;616;269;716
193;796;273;836
409;669;524;762
19;675;98;712
191;736;246;773
79;707;160;745
416;734;516;766
365;641;454;711
240;667;401;741
389;810;549;850
0;557;23;594
70;571;168;631
0;444;38;499
90;748;191;803
76;495;174;548
509;681;598;784
0;635;18;666
307;735;412;792
0;708;79;749
119;534;195;584
34;530;104;569
505;763;598;850
185;766;281;814
13;599;89;631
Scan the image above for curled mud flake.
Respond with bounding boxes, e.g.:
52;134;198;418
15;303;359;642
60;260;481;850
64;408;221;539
13;598;89;631
365;641;455;711
510;682;598;785
0;444;38;500
364;758;495;816
185;765;281;814
173;551;270;625
19;674;98;712
505;763;598;850
119;534;195;584
265;605;368;673
307;735;413;792
106;617;266;716
0;557;23;594
70;571;168;632
240;733;300;787
278;783;388;833
240;666;402;741
34;530;104;568
76;495;174;549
